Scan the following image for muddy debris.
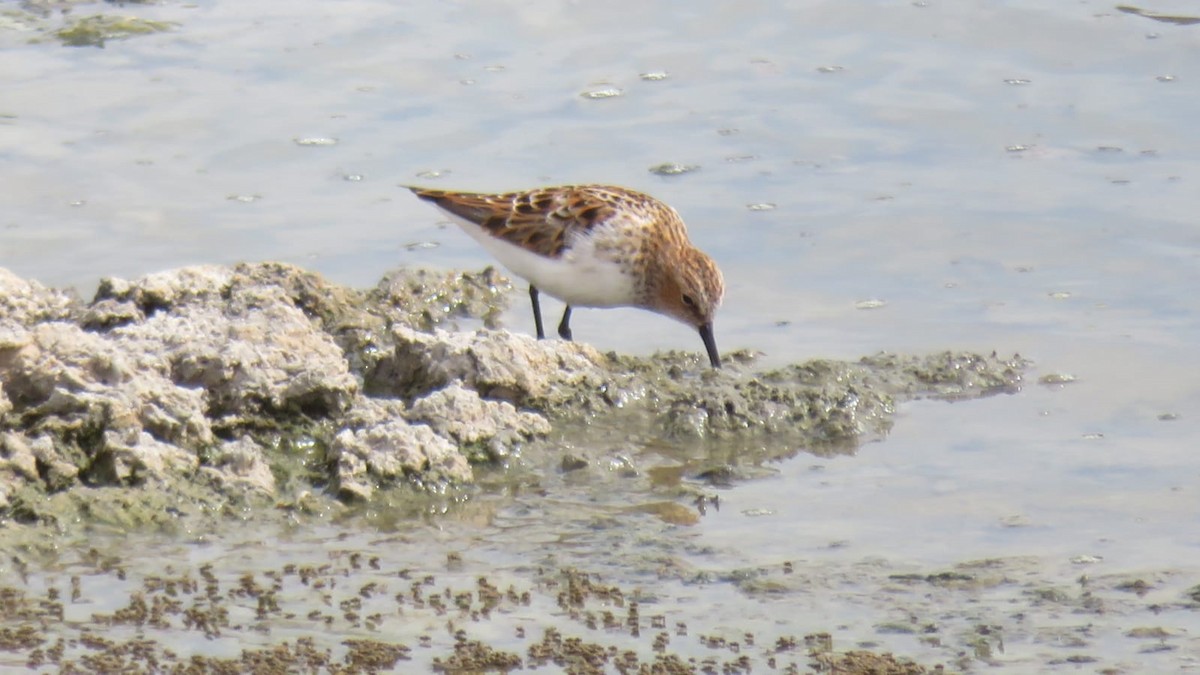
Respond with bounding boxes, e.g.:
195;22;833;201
809;647;932;674
0;554;947;674
0;263;1028;537
0;2;180;49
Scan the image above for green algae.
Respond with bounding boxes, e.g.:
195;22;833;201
54;15;176;47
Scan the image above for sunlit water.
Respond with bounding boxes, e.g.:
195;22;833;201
2;0;1199;669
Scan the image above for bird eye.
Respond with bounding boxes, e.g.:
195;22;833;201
681;294;697;308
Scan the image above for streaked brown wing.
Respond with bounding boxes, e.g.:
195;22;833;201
408;186;620;259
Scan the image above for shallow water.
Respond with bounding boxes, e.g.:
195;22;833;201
2;0;1200;670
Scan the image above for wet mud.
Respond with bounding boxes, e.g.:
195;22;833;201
0;262;1026;542
0;262;1081;673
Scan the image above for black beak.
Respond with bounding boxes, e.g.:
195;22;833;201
699;322;721;369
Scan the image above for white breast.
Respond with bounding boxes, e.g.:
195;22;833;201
445;214;638;308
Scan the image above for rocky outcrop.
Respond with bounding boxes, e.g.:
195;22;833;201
0;262;1027;533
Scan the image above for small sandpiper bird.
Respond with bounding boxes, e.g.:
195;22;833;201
407;185;725;368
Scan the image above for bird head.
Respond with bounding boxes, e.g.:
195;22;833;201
651;247;725;368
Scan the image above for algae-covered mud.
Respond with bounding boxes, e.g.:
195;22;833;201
1;2;176;49
0;263;1037;672
0;263;1024;536
2;527;945;674
9;260;1189;673
2;265;1199;673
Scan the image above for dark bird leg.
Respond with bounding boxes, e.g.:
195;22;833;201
557;306;573;341
529;285;546;339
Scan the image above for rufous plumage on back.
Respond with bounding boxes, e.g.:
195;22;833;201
408;184;724;368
